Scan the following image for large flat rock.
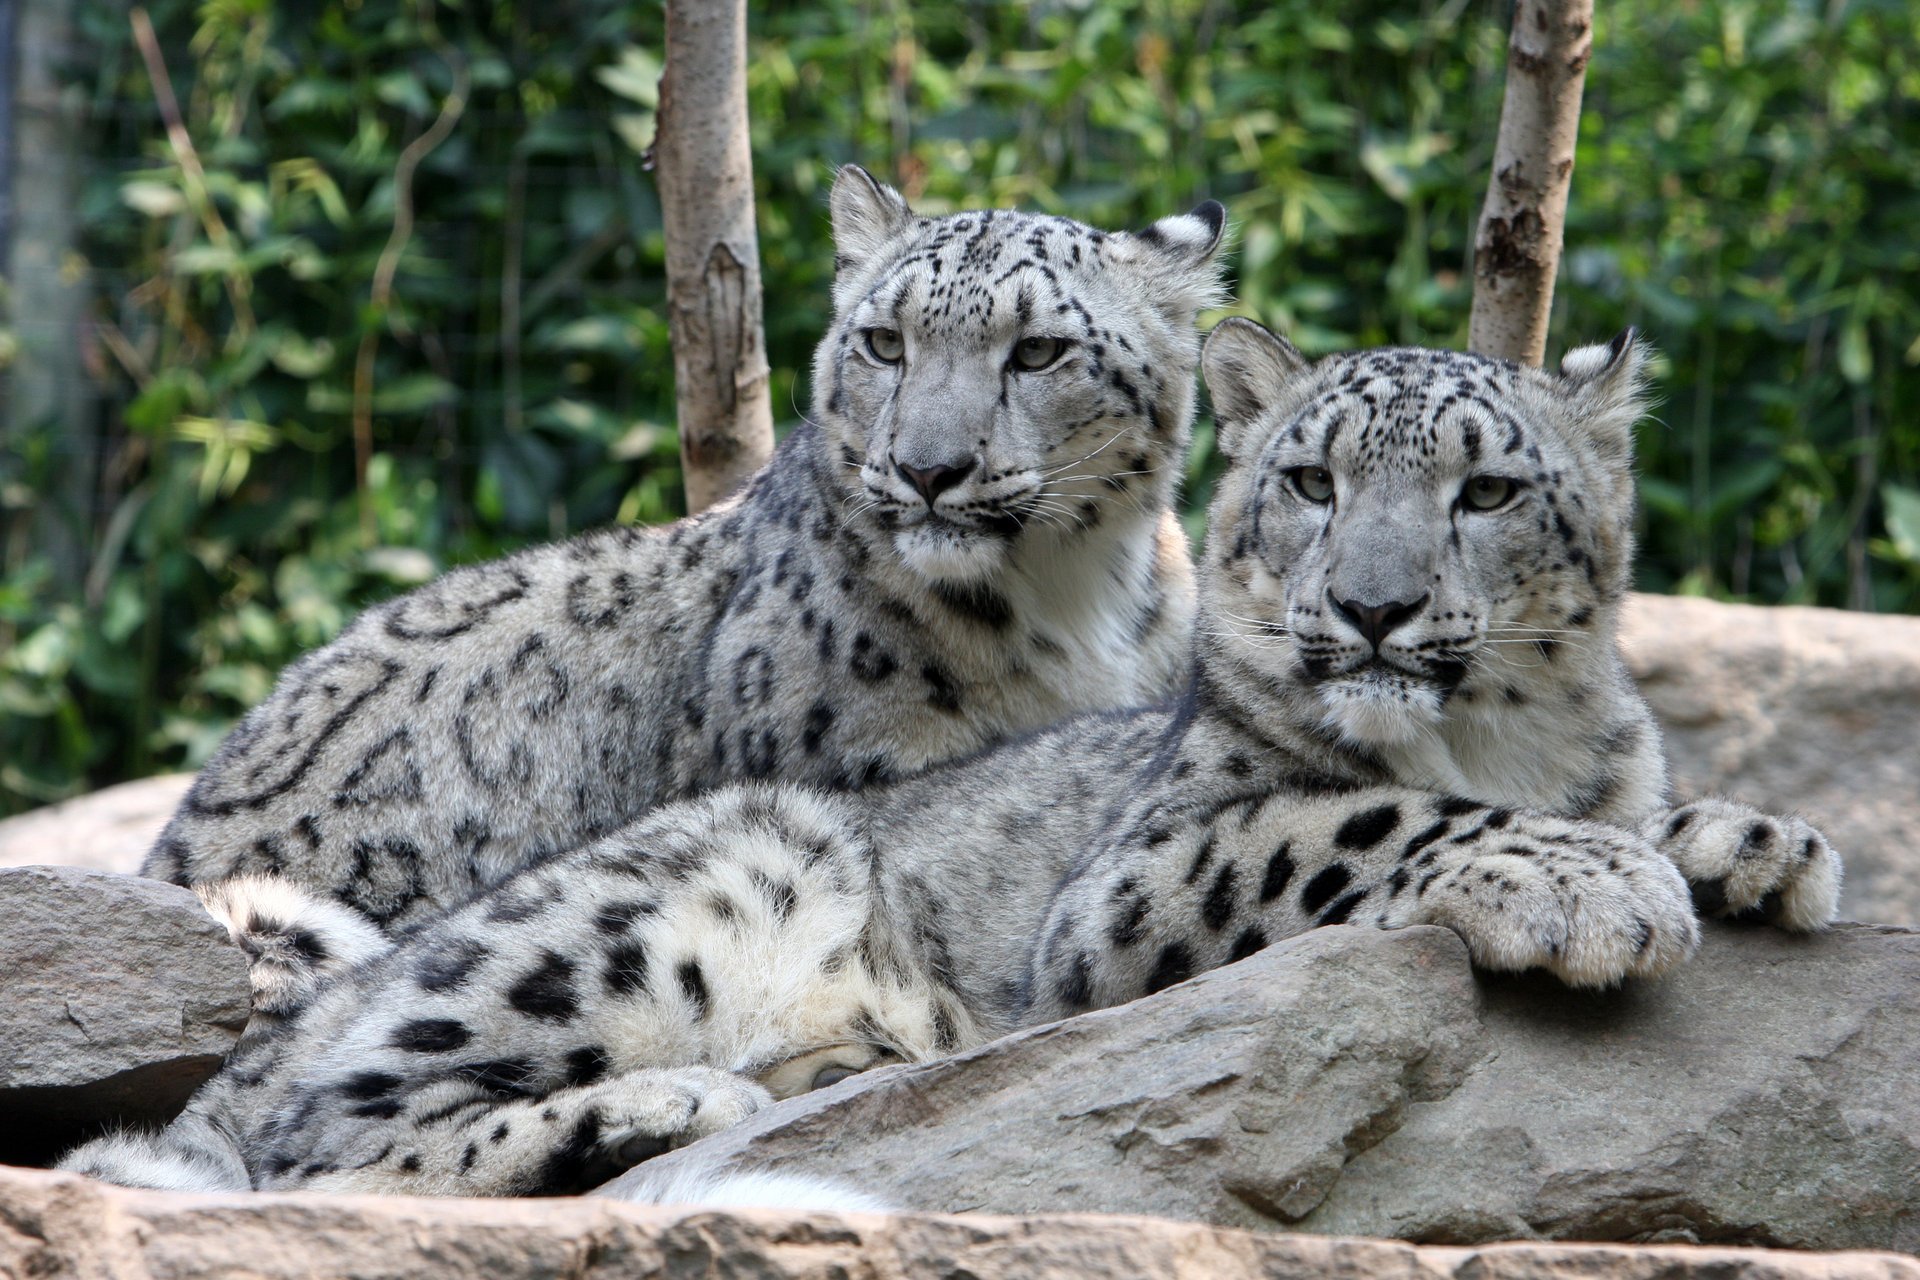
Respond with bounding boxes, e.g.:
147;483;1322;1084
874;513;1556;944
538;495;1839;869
1;1165;1913;1280
607;921;1920;1253
1623;593;1920;925
0;865;251;1167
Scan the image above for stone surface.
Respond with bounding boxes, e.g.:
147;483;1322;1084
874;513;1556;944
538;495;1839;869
609;921;1920;1254
1;1165;1914;1280
0;773;190;876
0;865;251;1167
1622;593;1920;926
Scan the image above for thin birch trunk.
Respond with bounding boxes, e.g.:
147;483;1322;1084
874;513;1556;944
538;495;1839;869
1467;0;1595;366
655;0;774;514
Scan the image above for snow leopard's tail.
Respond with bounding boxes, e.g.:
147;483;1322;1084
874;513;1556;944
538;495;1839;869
602;1162;895;1213
196;875;392;1018
57;1102;251;1193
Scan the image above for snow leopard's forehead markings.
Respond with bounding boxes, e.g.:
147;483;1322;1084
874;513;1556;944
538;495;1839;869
812;174;1225;586
1198;320;1648;757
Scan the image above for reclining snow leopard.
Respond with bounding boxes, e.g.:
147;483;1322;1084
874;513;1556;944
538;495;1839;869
63;323;1841;1199
146;166;1229;1011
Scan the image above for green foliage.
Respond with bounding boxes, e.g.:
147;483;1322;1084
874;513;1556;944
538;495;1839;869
0;0;1914;813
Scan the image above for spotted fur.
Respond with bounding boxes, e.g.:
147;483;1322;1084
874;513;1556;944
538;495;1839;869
66;329;1841;1199
145;167;1227;943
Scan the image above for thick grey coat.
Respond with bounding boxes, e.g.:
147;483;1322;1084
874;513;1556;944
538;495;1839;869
144;168;1227;948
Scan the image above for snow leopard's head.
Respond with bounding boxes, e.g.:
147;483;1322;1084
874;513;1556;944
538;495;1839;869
814;166;1227;584
1199;318;1648;749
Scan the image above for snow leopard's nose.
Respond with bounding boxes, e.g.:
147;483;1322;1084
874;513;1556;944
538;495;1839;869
896;456;977;506
1328;590;1428;651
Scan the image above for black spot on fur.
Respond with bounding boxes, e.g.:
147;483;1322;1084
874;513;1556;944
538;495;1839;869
1666;808;1696;838
416;938;491;993
340;1071;402;1100
922;663;964;714
1334;805;1402;850
564;1045;611;1086
390;1018;473;1053
848;632;898;681
1318;889;1368;926
507;951;580;1022
1202;863;1238;931
594;900;658;935
1227;926;1268;963
1259;844;1296;902
1399;820;1451;861
677;960;712;1018
603;942;650;997
1058;953;1094;1010
801;701;835;754
1145;944;1194;995
1301;864;1354;915
933;580;1014;630
456;1058;538;1097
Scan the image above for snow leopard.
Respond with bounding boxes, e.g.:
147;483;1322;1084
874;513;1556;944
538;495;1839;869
144;166;1228;1002
64;325;1840;1199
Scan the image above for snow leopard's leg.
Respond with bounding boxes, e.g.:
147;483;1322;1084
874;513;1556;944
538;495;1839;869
1027;787;1701;1020
197;875;393;1017
1648;798;1842;931
275;1066;770;1196
159;784;954;1198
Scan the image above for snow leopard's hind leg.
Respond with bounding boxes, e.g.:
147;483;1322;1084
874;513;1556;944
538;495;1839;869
197;875;393;1017
283;1066;771;1197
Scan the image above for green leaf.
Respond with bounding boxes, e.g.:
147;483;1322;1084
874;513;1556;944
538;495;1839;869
1883;483;1920;563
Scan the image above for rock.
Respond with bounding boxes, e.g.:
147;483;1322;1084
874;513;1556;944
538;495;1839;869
0;865;251;1167
0;773;190;876
608;921;1920;1254
1;1166;1914;1280
1622;594;1920;926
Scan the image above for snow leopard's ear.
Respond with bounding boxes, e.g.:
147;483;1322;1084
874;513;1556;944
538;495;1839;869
1111;200;1230;318
1202;317;1311;461
829;165;913;278
1557;328;1650;466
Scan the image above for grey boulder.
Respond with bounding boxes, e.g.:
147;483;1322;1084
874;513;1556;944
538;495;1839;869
1623;593;1920;925
0;864;250;1166
605;920;1920;1253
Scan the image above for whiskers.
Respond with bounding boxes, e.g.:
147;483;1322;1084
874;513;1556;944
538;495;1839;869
1041;427;1130;479
1204;609;1294;653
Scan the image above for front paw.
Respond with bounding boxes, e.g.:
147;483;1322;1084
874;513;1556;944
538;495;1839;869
1653;799;1842;932
596;1067;771;1168
1388;821;1700;988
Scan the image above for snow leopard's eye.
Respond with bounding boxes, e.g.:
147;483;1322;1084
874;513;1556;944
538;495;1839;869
810;1064;861;1091
1288;466;1335;504
864;328;905;363
1010;335;1068;371
1461;475;1517;511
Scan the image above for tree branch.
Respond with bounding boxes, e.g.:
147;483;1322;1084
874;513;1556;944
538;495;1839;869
655;0;774;514
1467;0;1594;366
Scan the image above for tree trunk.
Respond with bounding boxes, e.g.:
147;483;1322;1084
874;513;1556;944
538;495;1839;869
1467;0;1595;367
654;0;774;515
3;0;94;581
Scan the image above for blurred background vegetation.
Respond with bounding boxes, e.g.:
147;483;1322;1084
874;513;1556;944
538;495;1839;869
0;0;1914;814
